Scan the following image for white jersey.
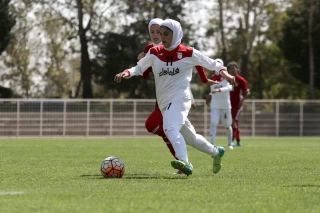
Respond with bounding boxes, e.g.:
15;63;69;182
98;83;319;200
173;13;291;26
209;74;232;109
126;45;225;110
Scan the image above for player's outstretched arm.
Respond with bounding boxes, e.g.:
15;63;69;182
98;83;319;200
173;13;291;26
220;70;236;85
114;71;130;83
206;79;219;86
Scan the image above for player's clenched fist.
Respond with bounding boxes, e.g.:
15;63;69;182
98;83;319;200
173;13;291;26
114;71;129;83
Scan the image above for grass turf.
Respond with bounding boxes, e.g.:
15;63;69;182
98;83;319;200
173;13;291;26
0;137;319;213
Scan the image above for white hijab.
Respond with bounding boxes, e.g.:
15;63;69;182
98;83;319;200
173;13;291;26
148;18;163;46
160;19;183;51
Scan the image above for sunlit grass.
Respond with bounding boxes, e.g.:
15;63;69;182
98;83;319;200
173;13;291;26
0;137;319;213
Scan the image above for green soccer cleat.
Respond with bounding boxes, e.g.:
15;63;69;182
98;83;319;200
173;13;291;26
171;160;193;176
213;146;225;174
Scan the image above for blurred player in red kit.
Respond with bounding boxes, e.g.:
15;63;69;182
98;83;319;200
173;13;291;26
228;62;250;146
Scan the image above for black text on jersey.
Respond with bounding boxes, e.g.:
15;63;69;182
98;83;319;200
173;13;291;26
159;68;180;76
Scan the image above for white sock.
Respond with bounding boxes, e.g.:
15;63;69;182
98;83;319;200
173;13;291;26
210;123;217;145
165;129;188;162
226;126;233;146
185;134;219;156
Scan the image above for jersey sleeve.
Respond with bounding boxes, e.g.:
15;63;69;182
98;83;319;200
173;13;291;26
192;49;226;74
126;50;154;78
141;44;154;79
194;66;208;83
240;77;249;93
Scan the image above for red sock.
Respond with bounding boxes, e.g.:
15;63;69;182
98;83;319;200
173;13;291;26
233;127;240;142
232;127;236;141
236;128;240;142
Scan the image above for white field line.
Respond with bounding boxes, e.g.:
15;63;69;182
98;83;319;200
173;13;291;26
0;191;24;195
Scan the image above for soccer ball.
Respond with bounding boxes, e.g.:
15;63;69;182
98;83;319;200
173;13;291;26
100;156;125;178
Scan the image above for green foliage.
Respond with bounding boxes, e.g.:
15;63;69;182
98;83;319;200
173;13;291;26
248;43;313;99
279;0;320;90
0;0;15;54
0;138;319;213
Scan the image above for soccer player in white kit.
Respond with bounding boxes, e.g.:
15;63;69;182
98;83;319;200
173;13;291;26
114;19;235;176
206;59;234;149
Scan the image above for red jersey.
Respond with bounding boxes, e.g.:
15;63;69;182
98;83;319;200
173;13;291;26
230;74;249;106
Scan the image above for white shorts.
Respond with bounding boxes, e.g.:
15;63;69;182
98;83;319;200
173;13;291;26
162;99;191;132
210;108;232;128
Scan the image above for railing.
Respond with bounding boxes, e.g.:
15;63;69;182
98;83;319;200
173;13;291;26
0;99;319;137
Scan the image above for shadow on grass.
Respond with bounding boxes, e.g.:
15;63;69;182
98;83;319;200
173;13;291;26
80;173;188;180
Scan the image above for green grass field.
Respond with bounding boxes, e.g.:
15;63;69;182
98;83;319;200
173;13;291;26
0;137;319;213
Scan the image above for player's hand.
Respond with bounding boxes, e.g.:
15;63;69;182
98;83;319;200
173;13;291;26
137;52;146;60
206;79;219;86
114;71;129;83
191;104;196;109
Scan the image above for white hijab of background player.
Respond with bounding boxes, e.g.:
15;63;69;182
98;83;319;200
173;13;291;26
148;18;163;31
160;19;183;51
148;18;163;46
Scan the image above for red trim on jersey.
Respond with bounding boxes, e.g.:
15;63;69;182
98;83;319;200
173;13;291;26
150;44;193;63
149;44;209;83
195;66;208;83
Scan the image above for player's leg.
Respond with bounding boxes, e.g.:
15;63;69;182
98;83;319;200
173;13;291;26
231;106;239;144
220;109;233;149
233;106;243;146
235;120;241;145
163;100;192;175
181;119;225;174
210;108;220;145
145;109;177;159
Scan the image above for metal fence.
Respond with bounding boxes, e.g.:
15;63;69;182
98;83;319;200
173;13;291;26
0;99;319;137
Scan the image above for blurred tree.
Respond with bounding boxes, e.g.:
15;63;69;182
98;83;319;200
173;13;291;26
0;0;15;54
41;16;79;98
28;0;122;99
208;0;286;79
279;0;320;99
0;0;15;97
2;1;43;98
